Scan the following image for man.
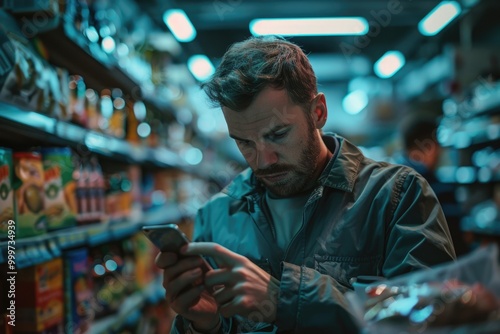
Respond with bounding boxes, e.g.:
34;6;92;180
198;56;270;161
156;36;456;333
398;115;468;256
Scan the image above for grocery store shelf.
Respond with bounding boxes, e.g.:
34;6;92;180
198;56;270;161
0;203;187;268
38;22;138;96
460;200;500;236
37;21;174;115
457;87;500;120
436;166;500;184
461;216;500;236
0;106;187;168
142;204;185;227
90;276;164;334
439;122;500;149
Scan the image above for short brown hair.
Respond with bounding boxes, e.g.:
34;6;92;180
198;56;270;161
201;36;317;111
400;115;438;151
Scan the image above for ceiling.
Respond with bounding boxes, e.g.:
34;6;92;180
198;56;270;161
137;0;497;76
131;0;499;149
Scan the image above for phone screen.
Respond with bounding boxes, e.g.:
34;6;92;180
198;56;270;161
142;224;189;253
142;224;213;272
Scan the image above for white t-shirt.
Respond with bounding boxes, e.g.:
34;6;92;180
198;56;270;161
265;191;310;252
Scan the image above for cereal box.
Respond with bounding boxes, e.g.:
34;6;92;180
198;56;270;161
0;147;15;239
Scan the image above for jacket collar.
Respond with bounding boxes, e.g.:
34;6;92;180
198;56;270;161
222;134;363;198
318;135;363;192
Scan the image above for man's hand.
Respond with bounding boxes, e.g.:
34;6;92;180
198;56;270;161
182;242;280;323
155;252;220;331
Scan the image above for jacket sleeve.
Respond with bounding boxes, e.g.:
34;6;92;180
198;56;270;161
382;169;457;278
275;262;361;333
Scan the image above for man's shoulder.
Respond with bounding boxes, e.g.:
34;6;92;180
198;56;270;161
331;136;416;186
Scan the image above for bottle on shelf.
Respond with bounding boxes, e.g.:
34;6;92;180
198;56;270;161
109;88;127;139
69;75;87;127
89;155;106;223
73;157;90;225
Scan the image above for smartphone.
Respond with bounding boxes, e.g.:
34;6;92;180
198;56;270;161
142;224;213;272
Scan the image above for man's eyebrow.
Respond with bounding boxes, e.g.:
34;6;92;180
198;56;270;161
229;133;248;141
263;124;289;137
229;124;289;142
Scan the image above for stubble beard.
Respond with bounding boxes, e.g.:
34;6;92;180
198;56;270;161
261;129;322;197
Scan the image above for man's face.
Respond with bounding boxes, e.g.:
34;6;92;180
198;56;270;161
222;87;326;197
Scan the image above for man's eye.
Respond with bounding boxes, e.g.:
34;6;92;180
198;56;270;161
269;130;288;141
237;140;250;146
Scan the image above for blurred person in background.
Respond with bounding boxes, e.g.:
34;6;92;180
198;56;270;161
155;36;456;334
398;114;468;256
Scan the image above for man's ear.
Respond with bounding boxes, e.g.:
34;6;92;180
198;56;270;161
311;93;328;129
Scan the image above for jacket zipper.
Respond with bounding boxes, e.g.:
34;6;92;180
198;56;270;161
283;186;322;261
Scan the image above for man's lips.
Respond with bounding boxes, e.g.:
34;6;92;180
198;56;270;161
259;172;288;182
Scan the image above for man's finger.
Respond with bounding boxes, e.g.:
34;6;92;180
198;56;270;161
182;242;244;267
204;268;234;288
167;267;204;302
163;257;207;282
171;284;206;312
155;251;178;268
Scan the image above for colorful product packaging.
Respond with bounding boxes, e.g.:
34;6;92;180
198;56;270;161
0;147;15;239
41;148;77;230
90;241;129;319
13;152;47;238
64;248;92;333
132;233;156;289
16;258;64;333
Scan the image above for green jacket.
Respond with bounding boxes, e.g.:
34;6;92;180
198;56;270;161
172;135;456;333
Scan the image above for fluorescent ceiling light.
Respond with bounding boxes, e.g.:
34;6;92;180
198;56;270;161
418;1;461;36
342;90;369;115
182;146;203;165
374;51;405;79
250;17;369;36
188;55;215;81
163;9;196;42
102;36;115;53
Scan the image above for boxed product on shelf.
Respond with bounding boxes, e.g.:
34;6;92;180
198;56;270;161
0;10;63;116
128;165;142;213
131;233;157;289
129;300;175;334
99;88;128;139
152;169;179;205
64;248;92;334
105;171;132;222
89;241;130;319
0;147;15;239
53;67;71;122
126;101;141;144
0;269;6;333
41;147;77;231
140;171;155;211
13;151;48;238
121;238;138;294
109;88;127;139
16;258;64;333
84;88;101;131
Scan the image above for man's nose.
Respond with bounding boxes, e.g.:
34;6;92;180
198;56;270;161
255;143;278;169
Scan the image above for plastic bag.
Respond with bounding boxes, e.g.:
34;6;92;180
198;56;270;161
346;244;500;333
